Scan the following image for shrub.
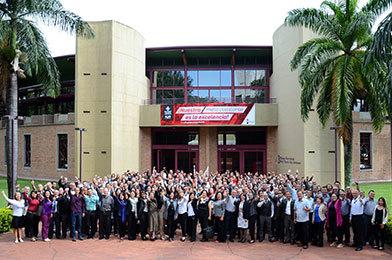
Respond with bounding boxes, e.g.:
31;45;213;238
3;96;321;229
0;208;12;233
386;215;392;245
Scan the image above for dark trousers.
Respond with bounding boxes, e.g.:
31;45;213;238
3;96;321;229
224;210;236;240
248;215;257;240
86;210;97;238
117;217;127;238
128;213;136;240
272;216;283;240
99;211;112;239
139;212;148;238
351;215;364;249
308;212;313;242
342;214;350;244
49;212;61;239
215;216;225;242
329;223;343;244
259;215;272;240
25;212;39;238
166;216;176;239
283;214;295;243
374;224;386;248
60;212;69;238
177;213;187;237
71;213;83;239
188;215;197;241
199;213;209;240
364;214;374;245
296;221;309;246
313;221;325;246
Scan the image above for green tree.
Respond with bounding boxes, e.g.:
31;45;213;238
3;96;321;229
366;8;392;176
0;0;93;198
284;0;390;184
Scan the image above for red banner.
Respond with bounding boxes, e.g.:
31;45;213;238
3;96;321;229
161;103;255;125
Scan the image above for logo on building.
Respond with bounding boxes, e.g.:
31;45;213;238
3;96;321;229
162;105;173;121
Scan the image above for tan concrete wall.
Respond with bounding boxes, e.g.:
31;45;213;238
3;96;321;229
271;25;343;185
267;127;278;174
199;127;217;173
76;20;148;180
0;123;75;181
352;112;391;182
139;128;152;172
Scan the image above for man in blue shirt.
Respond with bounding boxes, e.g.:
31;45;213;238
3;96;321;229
294;191;310;249
84;188;99;238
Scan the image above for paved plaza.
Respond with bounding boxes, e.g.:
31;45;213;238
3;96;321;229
0;232;390;260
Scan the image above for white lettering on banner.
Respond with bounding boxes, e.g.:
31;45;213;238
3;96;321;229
176;107;205;114
180;114;233;121
203;106;247;113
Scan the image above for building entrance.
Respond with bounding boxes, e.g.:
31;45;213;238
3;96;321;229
152;128;199;172
217;128;266;174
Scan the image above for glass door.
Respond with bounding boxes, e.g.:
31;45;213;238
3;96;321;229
244;151;264;174
176;151;198;173
219;151;240;173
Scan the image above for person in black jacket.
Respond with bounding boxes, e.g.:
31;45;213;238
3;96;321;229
127;191;138;240
187;192;198;242
257;192;274;242
57;188;70;239
244;192;258;243
281;191;295;244
197;190;210;242
272;189;284;242
137;191;149;240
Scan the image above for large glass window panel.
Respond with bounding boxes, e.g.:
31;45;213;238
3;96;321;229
198;89;209;102
57;134;68;169
221;89;232;103
187;70;198;87
226;134;236;145
254;70;266;86
245;70;257;86
221;70;231;86
199;70;220;86
218;134;224;145
188;134;199;145
234;70;246;86
154;70;185;87
235;89;246;103
24;135;31;167
210;90;220;102
187;89;199;103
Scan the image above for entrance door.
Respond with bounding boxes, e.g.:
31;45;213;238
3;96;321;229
244;151;264;174
176;151;197;173
219;151;240;172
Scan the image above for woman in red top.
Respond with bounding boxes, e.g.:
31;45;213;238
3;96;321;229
23;190;41;242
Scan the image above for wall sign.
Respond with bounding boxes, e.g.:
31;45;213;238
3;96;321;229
160;103;255;126
277;155;301;165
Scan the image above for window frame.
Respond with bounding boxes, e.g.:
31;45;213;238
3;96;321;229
23;134;32;168
359;131;373;171
56;133;69;171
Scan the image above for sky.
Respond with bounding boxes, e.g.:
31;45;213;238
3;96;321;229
43;0;324;56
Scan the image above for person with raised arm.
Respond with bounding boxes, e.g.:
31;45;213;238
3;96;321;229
1;191;25;243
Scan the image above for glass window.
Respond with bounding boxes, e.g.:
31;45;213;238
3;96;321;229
218;134;224;145
187;90;199;103
187;70;198;87
57;134;68;169
221;70;231;86
188;134;199;145
360;133;372;170
153;70;185;87
254;70;266;86
153;131;199;145
220;89;232;103
198;89;209;102
235;89;246;103
24;135;31;167
245;70;257;86
199;70;220;86
210;90;220;102
234;70;246;86
226;134;236;145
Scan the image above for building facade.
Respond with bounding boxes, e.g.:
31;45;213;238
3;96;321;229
0;20;390;185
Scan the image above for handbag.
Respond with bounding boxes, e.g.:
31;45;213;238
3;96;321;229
204;226;214;239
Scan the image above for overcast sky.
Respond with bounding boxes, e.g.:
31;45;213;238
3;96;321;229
43;0;325;56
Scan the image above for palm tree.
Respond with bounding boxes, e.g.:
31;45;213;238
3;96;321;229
284;0;391;185
0;0;93;197
366;9;392;180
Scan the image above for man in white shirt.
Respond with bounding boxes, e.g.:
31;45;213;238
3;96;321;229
177;190;189;241
350;189;364;251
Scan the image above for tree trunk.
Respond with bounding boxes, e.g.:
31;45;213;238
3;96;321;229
5;71;18;198
344;141;353;186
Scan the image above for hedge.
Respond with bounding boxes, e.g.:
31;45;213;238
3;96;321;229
0;208;12;233
386;215;392;245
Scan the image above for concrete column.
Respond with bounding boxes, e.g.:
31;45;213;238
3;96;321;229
199;127;217;173
139;127;152;172
266;126;278;174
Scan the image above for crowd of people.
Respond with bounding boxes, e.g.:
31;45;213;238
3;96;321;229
2;168;389;251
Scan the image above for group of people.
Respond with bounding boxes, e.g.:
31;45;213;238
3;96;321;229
2;168;389;252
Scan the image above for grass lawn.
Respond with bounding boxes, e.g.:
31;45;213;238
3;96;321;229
0;177;46;208
355;182;392;206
